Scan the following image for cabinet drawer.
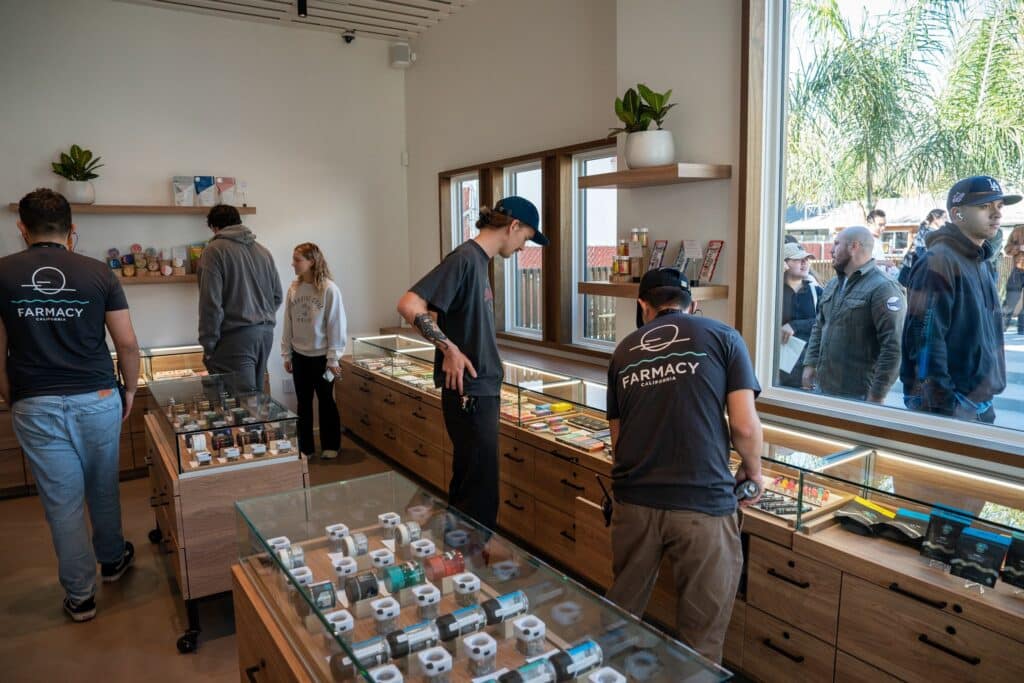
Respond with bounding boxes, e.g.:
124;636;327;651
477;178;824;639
398;428;445;490
498;482;535;540
376;421;402;459
838;574;1024;683
533;500;576;566
498;436;536;493
834;651;901;683
747;536;841;644
573;496;612;587
0;447;26;490
0;410;18;451
374;383;403;414
346;407;377;444
743;607;836;683
119;432;134;472
397;393;445;449
233;568;308;683
533;452;602;514
156;503;186;594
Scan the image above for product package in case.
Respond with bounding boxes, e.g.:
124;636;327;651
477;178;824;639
949;527;1011;588
833;496;893;536
1000;533;1024;588
920;507;973;563
194;176;217;206
173;176;195;206
874;507;930;546
215;176;237;204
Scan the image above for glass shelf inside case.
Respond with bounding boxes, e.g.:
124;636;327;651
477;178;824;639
353;336;440;396
235;471;731;682
147;373;298;474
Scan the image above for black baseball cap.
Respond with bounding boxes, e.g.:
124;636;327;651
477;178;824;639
636;268;690;328
946;175;1021;212
493;196;548;246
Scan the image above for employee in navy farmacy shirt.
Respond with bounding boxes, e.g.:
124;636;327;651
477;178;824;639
0;189;140;623
605;268;764;664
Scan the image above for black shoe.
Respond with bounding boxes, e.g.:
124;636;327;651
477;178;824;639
101;541;135;583
63;595;96;622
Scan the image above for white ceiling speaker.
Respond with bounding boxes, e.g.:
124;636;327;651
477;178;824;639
390;41;416;69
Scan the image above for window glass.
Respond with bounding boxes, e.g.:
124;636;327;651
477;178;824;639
573;152;618;348
451;173;479;248
503;163;544;337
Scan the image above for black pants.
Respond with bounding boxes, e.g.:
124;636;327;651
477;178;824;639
204;324;274;394
441;391;499;531
1004;285;1023;333
291;351;341;455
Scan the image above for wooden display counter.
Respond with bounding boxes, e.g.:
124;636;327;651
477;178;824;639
336;354;1024;682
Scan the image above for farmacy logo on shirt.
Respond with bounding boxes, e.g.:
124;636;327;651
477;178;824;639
12;267;88;321
620;323;708;389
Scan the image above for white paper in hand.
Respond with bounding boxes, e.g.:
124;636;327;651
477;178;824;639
778;336;806;374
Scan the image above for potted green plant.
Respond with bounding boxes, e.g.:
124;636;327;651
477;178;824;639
609;84;676;169
51;144;103;204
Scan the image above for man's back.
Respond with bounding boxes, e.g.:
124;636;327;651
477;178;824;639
0;245;125;401
607;312;759;515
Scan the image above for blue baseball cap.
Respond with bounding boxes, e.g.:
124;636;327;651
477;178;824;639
494;196;548;246
946;176;1021;212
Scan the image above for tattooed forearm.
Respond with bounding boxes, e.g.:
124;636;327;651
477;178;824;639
414;313;449;350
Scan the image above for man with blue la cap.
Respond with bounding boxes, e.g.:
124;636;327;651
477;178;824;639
398;196;546;531
901;175;1020;423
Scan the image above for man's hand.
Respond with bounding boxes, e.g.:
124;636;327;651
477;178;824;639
781;323;795;344
866;394;883;404
442;344;477;395
284;360;293;374
734;463;764;508
122;389;136;423
801;366;817;391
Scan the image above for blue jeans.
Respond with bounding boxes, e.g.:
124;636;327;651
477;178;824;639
13;390;126;603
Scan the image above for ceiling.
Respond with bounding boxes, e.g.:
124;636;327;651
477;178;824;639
119;0;475;41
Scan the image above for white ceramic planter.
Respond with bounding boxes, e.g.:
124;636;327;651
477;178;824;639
60;180;96;204
624;130;675;169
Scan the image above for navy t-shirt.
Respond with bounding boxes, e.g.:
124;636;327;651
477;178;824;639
606;311;760;515
0;243;128;402
410;240;502;396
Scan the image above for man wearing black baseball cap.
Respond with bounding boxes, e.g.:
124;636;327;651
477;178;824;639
397;196;546;531
604;267;763;663
901;176;1019;422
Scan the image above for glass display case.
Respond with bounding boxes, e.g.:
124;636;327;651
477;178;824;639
147;373;298;474
235;470;731;682
110;343;207;387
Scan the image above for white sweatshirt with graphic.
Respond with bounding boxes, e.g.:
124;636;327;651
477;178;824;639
281;280;347;367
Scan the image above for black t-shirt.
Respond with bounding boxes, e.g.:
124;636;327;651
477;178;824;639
0;243;128;402
606;311;761;515
410;241;502;396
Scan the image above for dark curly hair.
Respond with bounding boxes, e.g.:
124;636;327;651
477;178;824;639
207;204;242;230
18;188;72;237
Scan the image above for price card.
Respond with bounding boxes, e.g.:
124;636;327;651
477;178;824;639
683;239;702;259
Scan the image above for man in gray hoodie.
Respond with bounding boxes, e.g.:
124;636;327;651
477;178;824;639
197;205;282;393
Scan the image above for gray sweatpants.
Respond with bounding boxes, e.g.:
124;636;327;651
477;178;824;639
204;324;275;393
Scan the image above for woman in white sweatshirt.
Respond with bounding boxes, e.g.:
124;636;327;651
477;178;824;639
282;243;347;459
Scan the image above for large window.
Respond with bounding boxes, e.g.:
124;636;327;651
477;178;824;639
572;151;618;348
754;0;1024;453
503;162;544;338
451;172;479;248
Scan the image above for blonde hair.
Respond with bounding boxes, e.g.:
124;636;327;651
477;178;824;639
290;242;333;297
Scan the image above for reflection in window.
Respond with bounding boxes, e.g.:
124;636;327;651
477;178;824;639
451;172;479;248
503;163;543;338
777;1;1023;433
573;151;618;348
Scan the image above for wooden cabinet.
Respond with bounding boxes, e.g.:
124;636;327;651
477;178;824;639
498;435;537;494
533;500;577;567
0;448;25;491
743;607;836;683
834;651;902;683
747;536;841;645
533;451;603;514
498;481;535;540
838;574;1024;683
396;428;445;490
572;496;613;587
233;565;311;683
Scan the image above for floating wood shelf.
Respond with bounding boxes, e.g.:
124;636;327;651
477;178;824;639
578;163;731;189
6;203;256;215
578;281;729;301
119;274;197;285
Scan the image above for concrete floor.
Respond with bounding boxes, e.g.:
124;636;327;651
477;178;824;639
0;443;389;682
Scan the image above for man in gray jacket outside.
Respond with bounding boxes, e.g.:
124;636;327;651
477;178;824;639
197;205;282;393
803;225;905;402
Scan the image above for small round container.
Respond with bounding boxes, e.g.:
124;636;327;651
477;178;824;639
367;664;403;683
332;556;358;581
614;256;631;276
410;539;436;560
378;512;402;538
384;561;426;593
406;505;432;525
325;523;349;552
617;239;630;257
276;546;305;570
370;549;396;575
463;632;497;677
371;597;401;636
344;572;380;603
513;616;547;657
412;583;441;621
423;551;464;582
416;646;452;682
551;601;583;626
324;609;354;647
491;560;520;582
341;532;369;558
266;536;291;553
453;572;481;607
589;667;628;683
395;521;422;547
444;529;469;549
624;651;661;682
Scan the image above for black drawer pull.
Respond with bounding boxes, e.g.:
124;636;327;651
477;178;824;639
358;385;371;394
412;411;427;420
385;431;397;441
560;478;585;492
889;583;948;610
918;634;980;666
504;499;525;511
503;452;525;463
413;448;428;458
383;397;397;405
359;416;372;427
559;530;576;543
763;638;804;663
767;568;810;589
244;659;266;682
549;449;580;464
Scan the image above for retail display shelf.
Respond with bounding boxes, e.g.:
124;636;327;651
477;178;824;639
577;162;731;189
120;274;197;285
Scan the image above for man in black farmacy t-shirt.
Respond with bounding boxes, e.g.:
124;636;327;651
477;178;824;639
604;268;764;664
0;189;141;623
398;196;547;531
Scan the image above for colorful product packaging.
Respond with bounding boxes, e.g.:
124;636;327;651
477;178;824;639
1000;533;1024;588
173;176;195;206
920;507;973;563
215;176;237;204
194;176;217;206
949;527;1011;588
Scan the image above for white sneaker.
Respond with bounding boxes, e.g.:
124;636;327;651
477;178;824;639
321;450;338;459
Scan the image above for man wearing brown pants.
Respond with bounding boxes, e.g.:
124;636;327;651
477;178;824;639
605;268;764;663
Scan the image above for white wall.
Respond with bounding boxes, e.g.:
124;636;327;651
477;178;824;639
0;0;408;401
614;0;742;334
403;0;617;283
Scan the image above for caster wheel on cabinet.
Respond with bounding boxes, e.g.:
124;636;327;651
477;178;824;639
148;528;163;544
177;631;199;654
